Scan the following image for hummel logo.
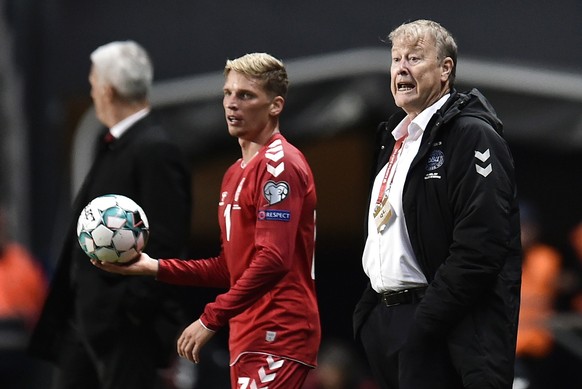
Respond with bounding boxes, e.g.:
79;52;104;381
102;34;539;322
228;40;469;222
258;367;275;383
474;149;490;162
266;144;284;162
267;355;284;369
237;355;285;389
266;139;285;177
474;148;492;177
267;162;285;177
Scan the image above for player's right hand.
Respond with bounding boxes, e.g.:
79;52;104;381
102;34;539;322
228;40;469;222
91;252;159;276
177;319;215;364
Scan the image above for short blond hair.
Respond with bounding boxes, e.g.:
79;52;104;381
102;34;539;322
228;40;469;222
224;53;289;98
389;19;457;87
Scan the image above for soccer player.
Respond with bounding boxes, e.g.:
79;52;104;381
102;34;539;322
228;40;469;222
94;52;321;389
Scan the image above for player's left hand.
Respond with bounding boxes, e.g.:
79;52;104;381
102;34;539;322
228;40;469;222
177;319;215;364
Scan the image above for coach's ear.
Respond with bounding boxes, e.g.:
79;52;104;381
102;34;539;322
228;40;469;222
269;96;285;117
441;57;454;83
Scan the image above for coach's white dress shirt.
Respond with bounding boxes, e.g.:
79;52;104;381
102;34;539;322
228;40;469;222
362;94;449;293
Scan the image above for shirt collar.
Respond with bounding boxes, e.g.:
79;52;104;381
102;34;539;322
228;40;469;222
109;107;150;138
392;93;450;141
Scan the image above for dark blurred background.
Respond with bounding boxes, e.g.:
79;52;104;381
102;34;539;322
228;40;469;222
1;1;581;388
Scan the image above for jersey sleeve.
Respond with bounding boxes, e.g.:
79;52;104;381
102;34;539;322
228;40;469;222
157;254;230;288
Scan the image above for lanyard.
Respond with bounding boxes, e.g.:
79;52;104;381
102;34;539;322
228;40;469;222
375;134;408;206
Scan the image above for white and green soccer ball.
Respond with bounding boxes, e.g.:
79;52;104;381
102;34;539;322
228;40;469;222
77;194;149;263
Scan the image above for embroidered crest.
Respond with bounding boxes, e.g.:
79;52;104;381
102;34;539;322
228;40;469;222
426;149;444;171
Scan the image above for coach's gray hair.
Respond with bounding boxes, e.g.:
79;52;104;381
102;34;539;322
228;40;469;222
90;40;153;101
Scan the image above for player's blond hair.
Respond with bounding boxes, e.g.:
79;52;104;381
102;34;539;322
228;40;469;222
389;19;457;87
224;53;289;98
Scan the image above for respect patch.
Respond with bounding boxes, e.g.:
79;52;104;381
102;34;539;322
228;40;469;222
257;209;291;222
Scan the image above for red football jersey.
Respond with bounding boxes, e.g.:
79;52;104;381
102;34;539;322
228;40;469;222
158;134;320;366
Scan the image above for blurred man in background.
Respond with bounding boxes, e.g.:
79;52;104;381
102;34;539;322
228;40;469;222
28;40;192;389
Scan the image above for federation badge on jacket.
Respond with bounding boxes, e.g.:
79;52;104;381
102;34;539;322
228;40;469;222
425;146;445;180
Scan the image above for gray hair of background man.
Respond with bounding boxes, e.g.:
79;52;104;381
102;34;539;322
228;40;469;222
90;40;153;102
388;19;458;88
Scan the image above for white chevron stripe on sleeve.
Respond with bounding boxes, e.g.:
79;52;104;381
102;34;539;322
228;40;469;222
266;162;285;177
475;164;492;177
474;149;490;162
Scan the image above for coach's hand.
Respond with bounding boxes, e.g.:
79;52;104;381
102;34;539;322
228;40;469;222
177;319;215;364
91;252;159;276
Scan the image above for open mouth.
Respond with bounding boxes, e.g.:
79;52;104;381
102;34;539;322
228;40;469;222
397;82;415;92
227;115;241;124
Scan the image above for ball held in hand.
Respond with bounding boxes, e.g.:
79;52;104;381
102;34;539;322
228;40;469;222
77;194;149;263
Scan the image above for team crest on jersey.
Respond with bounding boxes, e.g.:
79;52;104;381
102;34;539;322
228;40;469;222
263;180;289;205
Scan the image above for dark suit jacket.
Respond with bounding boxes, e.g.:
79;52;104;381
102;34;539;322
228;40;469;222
29;113;192;367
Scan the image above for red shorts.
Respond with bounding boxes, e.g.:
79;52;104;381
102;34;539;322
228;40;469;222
230;353;311;389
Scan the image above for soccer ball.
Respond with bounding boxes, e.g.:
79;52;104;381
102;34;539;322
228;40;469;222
77;194;149;263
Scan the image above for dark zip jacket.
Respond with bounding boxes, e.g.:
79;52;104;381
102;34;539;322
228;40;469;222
354;89;522;388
